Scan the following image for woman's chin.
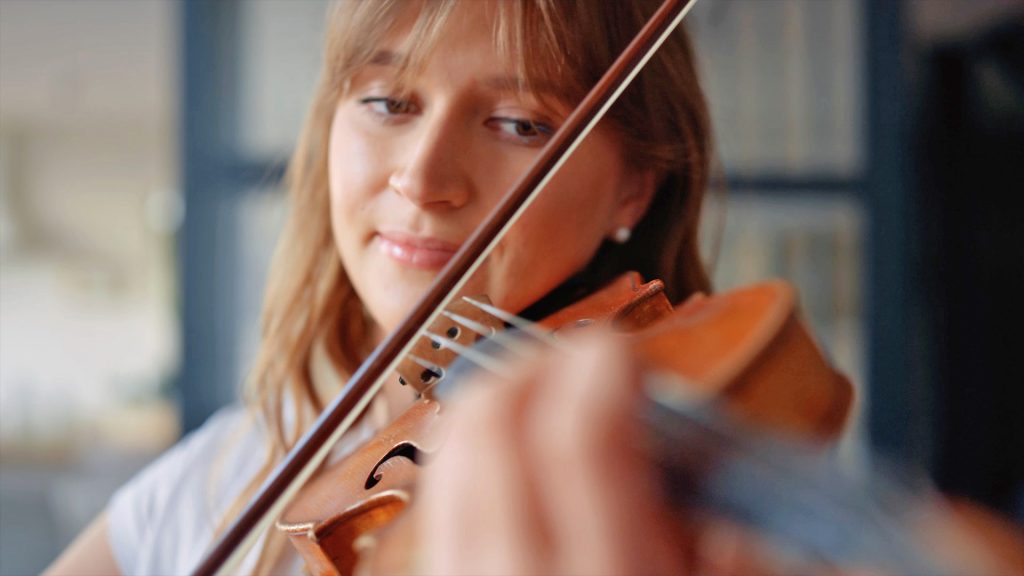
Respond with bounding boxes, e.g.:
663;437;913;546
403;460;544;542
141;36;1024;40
362;283;434;336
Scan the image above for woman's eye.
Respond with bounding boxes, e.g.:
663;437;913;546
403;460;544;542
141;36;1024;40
488;117;555;145
359;96;416;117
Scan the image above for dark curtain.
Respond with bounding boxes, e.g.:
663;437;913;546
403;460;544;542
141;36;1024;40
918;15;1024;522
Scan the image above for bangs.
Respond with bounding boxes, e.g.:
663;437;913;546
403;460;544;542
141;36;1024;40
491;1;591;109
326;0;593;109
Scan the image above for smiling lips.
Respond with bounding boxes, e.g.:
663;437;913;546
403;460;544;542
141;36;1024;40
377;231;460;269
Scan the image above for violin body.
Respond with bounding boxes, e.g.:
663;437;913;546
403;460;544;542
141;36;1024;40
277;399;443;576
278;273;854;574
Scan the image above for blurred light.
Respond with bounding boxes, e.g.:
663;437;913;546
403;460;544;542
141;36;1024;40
144;187;184;235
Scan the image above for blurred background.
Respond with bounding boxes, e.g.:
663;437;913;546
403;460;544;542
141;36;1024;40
1;0;1021;573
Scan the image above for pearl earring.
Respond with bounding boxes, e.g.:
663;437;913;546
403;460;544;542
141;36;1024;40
612;226;632;244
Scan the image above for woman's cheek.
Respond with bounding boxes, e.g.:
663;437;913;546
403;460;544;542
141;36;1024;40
482;235;553;315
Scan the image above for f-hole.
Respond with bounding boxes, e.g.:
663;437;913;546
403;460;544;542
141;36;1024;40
365;442;421;490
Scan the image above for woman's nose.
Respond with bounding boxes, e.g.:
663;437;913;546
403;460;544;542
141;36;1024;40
388;115;473;209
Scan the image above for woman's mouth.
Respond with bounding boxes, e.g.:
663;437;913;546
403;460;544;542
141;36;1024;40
376;231;459;270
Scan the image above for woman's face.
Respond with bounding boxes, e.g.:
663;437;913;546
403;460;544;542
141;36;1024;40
328;2;654;335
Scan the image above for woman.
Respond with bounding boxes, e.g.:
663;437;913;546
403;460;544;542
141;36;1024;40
47;0;713;573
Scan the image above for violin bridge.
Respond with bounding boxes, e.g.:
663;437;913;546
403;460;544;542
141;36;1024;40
394;295;504;395
460;296;563;348
423;331;506;374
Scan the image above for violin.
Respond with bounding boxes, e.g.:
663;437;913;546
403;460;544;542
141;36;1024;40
276;274;854;574
278;274;1022;575
278;273;1024;575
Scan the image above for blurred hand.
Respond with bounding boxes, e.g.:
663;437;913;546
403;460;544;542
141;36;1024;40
410;334;688;575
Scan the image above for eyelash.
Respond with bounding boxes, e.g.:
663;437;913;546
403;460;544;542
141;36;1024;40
486;117;555;146
358;96;417;119
357;96;555;145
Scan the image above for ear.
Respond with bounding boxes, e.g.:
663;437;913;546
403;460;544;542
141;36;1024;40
612;168;659;232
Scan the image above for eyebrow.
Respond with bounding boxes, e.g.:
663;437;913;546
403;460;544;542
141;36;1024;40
367;49;568;102
368;49;402;67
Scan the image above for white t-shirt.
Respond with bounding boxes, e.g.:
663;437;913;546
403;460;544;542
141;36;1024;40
107;403;378;575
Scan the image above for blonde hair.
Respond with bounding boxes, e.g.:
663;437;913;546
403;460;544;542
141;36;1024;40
233;0;713;571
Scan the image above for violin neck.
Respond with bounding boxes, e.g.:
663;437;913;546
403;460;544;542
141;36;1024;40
644;393;969;575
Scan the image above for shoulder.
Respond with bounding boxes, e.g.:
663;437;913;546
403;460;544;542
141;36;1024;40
106;404;265;574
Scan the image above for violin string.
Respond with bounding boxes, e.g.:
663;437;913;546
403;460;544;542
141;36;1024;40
440;310;496;337
441;310;537;357
460;296;566;350
416;303;557;398
424;331;509;374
